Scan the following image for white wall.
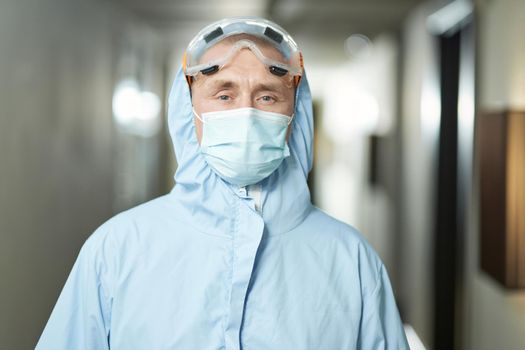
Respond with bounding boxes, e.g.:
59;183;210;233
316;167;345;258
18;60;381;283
477;0;525;110
399;1;449;346
0;0;116;347
464;1;525;349
400;1;525;348
0;1;171;347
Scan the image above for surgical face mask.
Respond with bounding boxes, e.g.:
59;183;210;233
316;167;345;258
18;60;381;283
193;106;293;187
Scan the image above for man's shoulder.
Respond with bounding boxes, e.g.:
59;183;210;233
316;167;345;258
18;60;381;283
83;194;174;251
302;206;385;281
115;193;175;223
304;206;372;246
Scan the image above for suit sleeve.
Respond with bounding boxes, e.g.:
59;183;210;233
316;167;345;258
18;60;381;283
357;263;410;349
35;231;113;350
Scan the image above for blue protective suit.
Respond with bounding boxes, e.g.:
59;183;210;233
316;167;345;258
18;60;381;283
36;65;409;349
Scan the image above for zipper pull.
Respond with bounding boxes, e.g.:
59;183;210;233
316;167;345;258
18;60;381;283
250;183;262;214
238;186;247;197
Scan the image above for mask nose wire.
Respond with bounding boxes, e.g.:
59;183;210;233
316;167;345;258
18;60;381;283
194;106;294;125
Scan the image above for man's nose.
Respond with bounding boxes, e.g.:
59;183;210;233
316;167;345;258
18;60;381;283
237;93;254;109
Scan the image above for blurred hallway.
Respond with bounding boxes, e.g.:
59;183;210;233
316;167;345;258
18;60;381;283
1;0;525;349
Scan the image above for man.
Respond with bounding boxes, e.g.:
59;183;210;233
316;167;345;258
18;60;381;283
36;17;409;349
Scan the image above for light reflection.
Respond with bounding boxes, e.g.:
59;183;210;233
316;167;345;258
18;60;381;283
404;324;427;350
420;73;441;142
112;79;161;137
323;83;380;143
344;34;373;60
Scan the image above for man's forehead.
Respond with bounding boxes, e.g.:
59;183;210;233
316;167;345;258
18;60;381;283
202;75;287;91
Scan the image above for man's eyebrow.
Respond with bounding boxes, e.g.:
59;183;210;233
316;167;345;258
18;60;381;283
253;82;286;93
205;79;238;90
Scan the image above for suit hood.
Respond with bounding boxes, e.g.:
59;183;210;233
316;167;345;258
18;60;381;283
166;64;314;235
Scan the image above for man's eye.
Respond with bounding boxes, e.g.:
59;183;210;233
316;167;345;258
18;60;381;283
218;95;230;101
261;95;275;102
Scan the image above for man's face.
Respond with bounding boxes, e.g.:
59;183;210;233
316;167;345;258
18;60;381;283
190;39;296;144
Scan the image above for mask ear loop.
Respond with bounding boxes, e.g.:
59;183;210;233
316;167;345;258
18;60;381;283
286;76;301;126
192;106;205;123
287;51;303;127
287;113;295;126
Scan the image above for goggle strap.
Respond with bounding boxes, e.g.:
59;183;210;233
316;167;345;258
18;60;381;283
182;51;193;88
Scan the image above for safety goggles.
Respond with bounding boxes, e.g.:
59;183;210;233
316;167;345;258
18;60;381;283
182;17;303;87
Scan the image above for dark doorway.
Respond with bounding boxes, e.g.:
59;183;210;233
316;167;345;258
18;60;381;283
433;30;461;350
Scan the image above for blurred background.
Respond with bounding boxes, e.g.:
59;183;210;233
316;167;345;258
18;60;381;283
1;0;525;349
